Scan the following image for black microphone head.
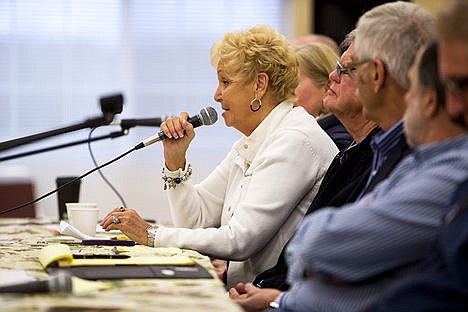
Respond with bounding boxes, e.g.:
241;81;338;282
198;106;218;126
187;107;218;128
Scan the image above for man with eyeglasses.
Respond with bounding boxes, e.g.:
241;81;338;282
229;2;468;312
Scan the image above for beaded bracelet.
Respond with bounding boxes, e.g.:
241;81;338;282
161;163;192;190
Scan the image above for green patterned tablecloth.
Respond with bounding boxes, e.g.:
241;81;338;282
0;218;242;312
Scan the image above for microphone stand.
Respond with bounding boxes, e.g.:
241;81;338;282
0;93;125;156
0;108;135;162
0;128;129;162
0;116;109;152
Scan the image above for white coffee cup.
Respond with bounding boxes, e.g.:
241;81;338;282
66;203;98;236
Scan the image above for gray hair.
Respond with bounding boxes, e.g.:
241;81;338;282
340;30;356;52
354;1;435;90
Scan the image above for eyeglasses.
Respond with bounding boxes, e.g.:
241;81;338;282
442;76;468;101
335;61;356;80
335;60;372;80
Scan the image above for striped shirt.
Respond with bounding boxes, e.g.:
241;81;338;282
358;120;404;198
281;134;468;312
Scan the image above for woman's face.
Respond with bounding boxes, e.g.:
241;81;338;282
214;61;255;135
294;69;326;117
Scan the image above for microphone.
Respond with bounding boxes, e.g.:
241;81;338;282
0;271;72;294
135;106;218;150
0;107;217;216
110;117;164;128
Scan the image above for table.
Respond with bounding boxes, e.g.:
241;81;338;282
0;218;242;311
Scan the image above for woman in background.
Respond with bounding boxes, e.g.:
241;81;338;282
101;25;338;288
294;42;338;118
295;43;352;151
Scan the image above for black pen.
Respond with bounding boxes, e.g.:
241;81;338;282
72;254;130;259
82;239;135;246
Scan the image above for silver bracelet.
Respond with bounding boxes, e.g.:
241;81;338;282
146;224;159;247
161;163;192;190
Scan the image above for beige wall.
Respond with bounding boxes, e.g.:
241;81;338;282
293;0;314;36
413;0;446;16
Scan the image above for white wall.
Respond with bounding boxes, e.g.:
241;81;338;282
0;0;287;223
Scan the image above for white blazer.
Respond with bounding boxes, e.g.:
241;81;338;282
156;102;338;288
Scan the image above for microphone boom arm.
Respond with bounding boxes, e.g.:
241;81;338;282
0;129;129;162
0;116;109;153
0;93;124;153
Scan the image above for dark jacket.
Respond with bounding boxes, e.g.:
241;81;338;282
318;114;354;152
254;127;381;290
254;130;411;290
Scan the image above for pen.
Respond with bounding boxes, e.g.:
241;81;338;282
111;235;131;240
82;239;136;246
72;254;130;259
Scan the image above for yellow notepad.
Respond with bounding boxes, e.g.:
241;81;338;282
39;244;195;269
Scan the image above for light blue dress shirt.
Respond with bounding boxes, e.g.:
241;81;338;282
358;120;404;199
280;134;468;312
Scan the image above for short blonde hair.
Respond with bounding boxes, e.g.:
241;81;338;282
296;42;338;88
210;25;299;103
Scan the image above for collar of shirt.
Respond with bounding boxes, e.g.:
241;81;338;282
412;132;468;162
370;119;404;170
338;127;380;165
232;101;294;173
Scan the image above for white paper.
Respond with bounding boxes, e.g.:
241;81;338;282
59;220;109;240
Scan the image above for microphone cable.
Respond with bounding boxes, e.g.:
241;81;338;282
0;106;217;216
87;128;127;208
0;146;136;216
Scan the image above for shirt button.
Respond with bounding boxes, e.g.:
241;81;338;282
243;144;248;149
372;170;377;176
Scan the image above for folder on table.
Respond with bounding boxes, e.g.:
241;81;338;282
40;244;213;280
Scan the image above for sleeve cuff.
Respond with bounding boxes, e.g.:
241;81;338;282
161;163;192;190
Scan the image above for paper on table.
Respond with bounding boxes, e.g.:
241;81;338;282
39;244;74;268
71;276;112;294
59;220;109;240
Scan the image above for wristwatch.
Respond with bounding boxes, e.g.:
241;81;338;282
146;224;159;247
269;293;283;309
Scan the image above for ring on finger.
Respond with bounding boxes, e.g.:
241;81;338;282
112;215;121;224
118;207;125;212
